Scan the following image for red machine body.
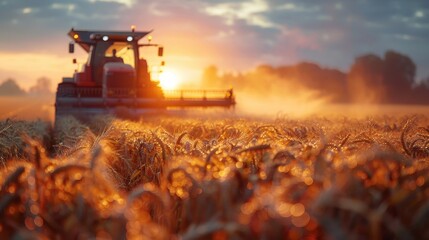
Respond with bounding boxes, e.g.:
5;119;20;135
55;28;235;121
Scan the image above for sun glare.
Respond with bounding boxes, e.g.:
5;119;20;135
159;70;180;90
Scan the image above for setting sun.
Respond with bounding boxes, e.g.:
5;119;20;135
159;70;180;90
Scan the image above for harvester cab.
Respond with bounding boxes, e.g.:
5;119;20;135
55;28;235;121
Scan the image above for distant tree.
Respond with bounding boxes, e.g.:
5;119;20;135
293;62;347;102
348;54;385;103
383;51;416;103
421;76;429;88
409;84;429;104
29;77;52;95
403;75;429;104
201;65;220;88
0;78;26;96
255;65;275;75
275;62;348;102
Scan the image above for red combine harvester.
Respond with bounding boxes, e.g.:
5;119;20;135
55;28;235;121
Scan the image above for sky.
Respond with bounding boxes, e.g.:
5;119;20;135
0;0;428;90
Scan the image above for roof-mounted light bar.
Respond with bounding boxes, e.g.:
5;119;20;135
90;34;137;42
68;29;153;52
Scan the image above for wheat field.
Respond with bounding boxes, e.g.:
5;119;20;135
0;114;429;239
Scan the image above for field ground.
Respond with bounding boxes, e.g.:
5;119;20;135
0;105;429;239
2;95;429;121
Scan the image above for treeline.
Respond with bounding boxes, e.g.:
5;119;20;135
202;50;429;104
0;77;52;96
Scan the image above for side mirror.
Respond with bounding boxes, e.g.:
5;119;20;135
69;42;75;53
158;47;164;57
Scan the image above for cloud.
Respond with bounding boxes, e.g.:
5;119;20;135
0;0;129;52
88;0;135;8
205;0;275;28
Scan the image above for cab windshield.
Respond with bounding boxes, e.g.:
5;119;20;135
88;41;137;84
105;42;136;68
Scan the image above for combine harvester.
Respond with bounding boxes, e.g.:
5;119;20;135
55;27;235;121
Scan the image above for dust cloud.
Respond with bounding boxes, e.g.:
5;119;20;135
0;95;54;121
196;50;429;119
233;75;329;118
199;64;338;118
